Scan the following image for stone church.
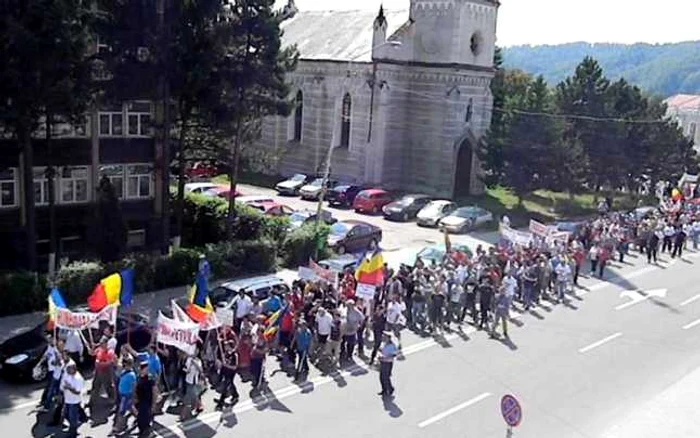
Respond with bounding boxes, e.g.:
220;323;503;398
255;0;499;197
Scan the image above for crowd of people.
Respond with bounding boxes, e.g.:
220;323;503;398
36;194;700;438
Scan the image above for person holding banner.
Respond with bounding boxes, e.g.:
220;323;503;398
88;337;117;410
215;342;239;411
60;360;85;438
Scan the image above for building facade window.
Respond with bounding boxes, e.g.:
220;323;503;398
294;91;303;141
127;102;152;137
99;164;125;199
126;164;152;199
99;112;123;136
127;229;146;248
340;93;351;148
33;167;50;206
465;98;473;123
60;166;89;203
0;168;17;208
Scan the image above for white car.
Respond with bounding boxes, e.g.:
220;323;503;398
236;195;275;205
184;182;219;194
275;174;310;195
416;200;457;227
439;206;493;233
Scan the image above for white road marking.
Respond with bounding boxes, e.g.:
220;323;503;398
680;293;700;307
578;332;623;354
682;318;700;330
417;392;492;428
615;289;667;311
581;265;658;296
1;400;39;411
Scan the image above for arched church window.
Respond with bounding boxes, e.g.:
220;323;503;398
294;90;303;141
470;32;482;56
465;98;473;123
340;93;351;148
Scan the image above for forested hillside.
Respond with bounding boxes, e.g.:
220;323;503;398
503;41;700;97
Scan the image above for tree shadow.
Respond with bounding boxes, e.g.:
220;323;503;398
382;395;403;418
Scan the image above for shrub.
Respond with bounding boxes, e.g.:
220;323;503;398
281;224;331;268
153;248;201;290
205;240;277;279
0;271;45;316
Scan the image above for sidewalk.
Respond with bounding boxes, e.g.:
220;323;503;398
600;365;700;438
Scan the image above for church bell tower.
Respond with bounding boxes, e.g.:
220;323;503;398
409;0;498;67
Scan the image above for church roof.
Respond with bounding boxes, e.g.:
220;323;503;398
665;94;700;111
280;9;410;62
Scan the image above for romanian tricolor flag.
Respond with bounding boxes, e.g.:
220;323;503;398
263;305;288;341
355;250;385;286
87;269;135;312
47;288;67;330
186;273;214;323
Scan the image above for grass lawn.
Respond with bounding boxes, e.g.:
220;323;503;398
458;186;649;228
212;172;280;189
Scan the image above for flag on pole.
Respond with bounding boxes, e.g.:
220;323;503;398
87;269;135;311
355;250;385;286
48;288;67;330
186;273;214;323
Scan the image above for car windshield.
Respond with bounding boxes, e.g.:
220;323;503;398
395;197;416;206
455;207;478;218
330;222;350;236
290;174;305;181
418;247;444;260
422;202;446;214
290;212;310;223
309;178;323;186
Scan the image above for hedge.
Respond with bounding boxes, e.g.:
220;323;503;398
0;239;279;316
281;224;331;268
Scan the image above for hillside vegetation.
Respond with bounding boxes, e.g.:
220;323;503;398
503;41;700;97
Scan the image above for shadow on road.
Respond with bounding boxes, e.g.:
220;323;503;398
382;395;403;418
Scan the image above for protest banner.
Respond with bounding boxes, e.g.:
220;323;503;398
500;225;533;247
215;307;234;327
171;300;221;330
54;304;118;330
156;312;199;355
310;259;336;283
529;220;550;237
298;266;316;281
547;231;571;244
355;283;376;301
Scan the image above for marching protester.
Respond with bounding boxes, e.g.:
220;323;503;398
378;332;398;397
89;336;117;410
113;356;137;434
60;360;85;438
133;361;157;438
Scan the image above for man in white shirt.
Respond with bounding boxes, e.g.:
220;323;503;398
103;326;118;352
64;330;84;366
692;219;700;250
182;353;203;419
234;291;253;331
662;224;676;253
40;337;63;411
385;296;406;349
315;307;333;359
61;360;85;438
502;273;518;299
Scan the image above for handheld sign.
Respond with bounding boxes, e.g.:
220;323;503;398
501;394;522;428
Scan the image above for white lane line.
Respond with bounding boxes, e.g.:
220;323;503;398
581;265;658;296
682;318;700;330
578;332;623;354
417;392;492;428
680;293;700;307
154;332;465;437
1;399;39;411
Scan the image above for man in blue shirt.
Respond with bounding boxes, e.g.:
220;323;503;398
113;357;137;434
265;292;282;314
378;332;398;397
293;320;312;381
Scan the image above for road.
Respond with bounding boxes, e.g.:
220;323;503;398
1;246;700;437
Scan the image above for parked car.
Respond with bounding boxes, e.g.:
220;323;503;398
403;243;473;267
317;254;359;274
211;275;290;308
416;200;457;227
299;178;338;201
248;200;295;217
184;182;219;194
439;206;494;233
0;313;151;383
186;162;218;180
275;174;311;196
328;220;382;254
202;185;242;200
353;188;393;214
326;184;366;208
289;209;336;229
236;195;275;205
382;194;432;221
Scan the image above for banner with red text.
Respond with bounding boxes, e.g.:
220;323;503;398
54;304;117;330
156;312;200;355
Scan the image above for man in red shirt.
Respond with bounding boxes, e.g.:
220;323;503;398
89;337;117;408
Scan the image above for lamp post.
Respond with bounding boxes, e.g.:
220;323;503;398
313;40;402;259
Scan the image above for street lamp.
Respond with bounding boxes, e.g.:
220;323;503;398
313;40;402;259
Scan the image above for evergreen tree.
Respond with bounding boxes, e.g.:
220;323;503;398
90;176;127;263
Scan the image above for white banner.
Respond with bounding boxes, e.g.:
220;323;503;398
215;307;234;327
156;312;200;355
547;231;571;244
355;283;376;301
501;225;533;246
171;300;221;331
298;266;316;281
529;220;550;237
54;305;117;330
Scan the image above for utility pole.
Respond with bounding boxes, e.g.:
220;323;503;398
157;0;171;254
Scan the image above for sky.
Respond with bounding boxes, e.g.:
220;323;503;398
277;0;700;47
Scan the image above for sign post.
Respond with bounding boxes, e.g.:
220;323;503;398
500;394;522;437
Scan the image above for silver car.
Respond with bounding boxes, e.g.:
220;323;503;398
439;206;493;233
416;200;457;227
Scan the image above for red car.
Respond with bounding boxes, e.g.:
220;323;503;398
248;200;295;217
353;188;393;214
203;185;242;200
186;162;218;180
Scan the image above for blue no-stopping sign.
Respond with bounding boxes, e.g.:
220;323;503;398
501;394;522;427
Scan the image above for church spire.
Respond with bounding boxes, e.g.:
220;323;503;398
374;4;386;28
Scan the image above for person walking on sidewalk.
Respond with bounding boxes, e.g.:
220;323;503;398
377;332;398;398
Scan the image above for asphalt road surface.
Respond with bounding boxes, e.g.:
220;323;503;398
2;245;700;437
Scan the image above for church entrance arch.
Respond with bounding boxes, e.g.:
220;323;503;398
453;136;474;199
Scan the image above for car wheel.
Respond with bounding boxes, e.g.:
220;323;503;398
403;212;409;222
31;363;48;382
337;245;346;255
372;206;379;214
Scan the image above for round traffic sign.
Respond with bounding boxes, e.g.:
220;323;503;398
501;394;522;427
